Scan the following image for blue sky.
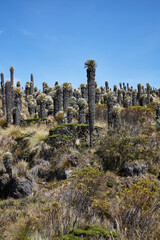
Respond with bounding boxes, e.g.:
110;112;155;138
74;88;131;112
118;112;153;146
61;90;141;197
0;0;160;90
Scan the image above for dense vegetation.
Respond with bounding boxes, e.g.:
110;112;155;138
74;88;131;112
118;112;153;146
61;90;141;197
0;62;160;239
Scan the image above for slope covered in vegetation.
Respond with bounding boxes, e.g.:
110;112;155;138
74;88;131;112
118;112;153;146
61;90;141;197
0;64;160;239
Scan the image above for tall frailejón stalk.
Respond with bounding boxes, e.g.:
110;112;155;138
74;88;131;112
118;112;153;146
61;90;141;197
5;81;12;124
85;59;96;147
1;73;5;116
10;66;14;85
30;73;34;95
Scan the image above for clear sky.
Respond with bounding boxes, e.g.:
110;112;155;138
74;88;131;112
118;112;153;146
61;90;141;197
0;0;160;90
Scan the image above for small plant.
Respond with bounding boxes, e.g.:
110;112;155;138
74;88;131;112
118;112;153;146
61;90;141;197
15;160;29;177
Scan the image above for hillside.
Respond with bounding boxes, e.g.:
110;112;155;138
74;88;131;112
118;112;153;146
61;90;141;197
0;66;160;239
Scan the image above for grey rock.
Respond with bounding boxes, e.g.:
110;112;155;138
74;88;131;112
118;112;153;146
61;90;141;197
10;177;33;199
56;169;72;181
65;169;72;179
31;159;50;178
121;162;147;177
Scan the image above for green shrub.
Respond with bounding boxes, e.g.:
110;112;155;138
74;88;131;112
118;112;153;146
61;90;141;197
97;133;151;171
120;105;155;136
118;177;160;239
70;167;109;215
59;225;120;240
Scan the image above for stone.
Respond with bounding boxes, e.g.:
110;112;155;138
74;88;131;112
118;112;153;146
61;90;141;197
120;162;147;177
10;177;33;199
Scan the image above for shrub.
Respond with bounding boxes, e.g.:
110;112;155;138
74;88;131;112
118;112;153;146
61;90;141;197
69;167;109;216
118;177;160;239
0;117;7;128
59;225;121;240
96;131;159;172
120;105;155;136
15;160;29;177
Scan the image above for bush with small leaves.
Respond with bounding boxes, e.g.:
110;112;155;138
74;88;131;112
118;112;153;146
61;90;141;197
118;178;160;239
70;167;109;216
97;132;157;171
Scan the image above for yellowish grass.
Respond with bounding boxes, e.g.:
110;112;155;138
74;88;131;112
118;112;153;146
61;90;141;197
95;120;107;134
0;125;22;138
0;126;23;159
14;160;29;177
95;120;107;128
0;122;55;159
27;125;50;150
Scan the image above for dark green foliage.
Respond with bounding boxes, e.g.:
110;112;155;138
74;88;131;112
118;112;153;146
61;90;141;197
97;131;159;172
22;118;47;126
59;225;120;239
15;133;34;143
47;123;89;146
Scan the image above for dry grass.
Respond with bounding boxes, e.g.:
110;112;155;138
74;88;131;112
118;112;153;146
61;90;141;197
14;160;29;177
0;125;22;138
27;125;49;150
0;126;23;161
0;123;54;167
95;120;107;128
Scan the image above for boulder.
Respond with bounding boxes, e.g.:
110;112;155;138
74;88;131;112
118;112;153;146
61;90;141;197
31;159;50;178
120;162;147;177
57;169;72;180
10;177;33;199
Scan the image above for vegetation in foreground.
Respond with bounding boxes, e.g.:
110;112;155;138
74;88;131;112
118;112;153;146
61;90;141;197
0;103;160;240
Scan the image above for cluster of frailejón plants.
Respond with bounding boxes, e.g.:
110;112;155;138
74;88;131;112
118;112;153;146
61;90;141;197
0;61;160;146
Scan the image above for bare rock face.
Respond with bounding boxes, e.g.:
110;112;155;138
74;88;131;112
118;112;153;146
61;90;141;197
120;162;147;177
10;177;33;199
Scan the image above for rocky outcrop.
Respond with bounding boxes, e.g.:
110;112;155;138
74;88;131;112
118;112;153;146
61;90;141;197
0;174;33;199
10;177;33;199
120;162;147;177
